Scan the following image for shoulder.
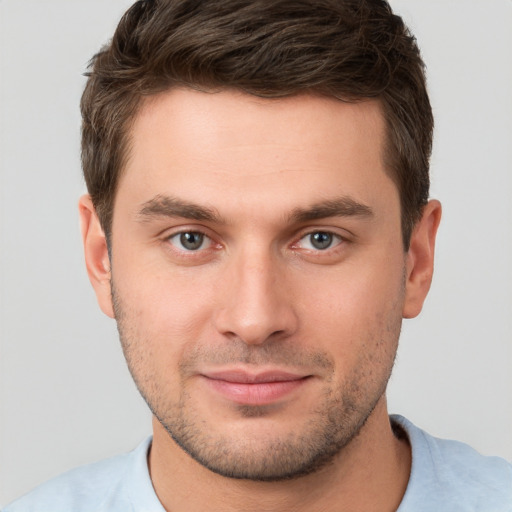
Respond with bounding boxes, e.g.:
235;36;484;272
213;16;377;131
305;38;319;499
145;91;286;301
393;415;512;511
3;437;154;512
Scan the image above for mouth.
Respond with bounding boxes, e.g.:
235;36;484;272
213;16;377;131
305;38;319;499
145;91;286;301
199;369;312;406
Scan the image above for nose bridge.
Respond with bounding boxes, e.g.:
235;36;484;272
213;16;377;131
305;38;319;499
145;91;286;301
215;241;297;344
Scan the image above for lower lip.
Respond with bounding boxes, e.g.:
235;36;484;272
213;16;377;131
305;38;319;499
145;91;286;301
202;377;309;406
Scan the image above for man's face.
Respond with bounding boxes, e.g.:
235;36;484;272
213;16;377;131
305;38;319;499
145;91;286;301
88;89;420;480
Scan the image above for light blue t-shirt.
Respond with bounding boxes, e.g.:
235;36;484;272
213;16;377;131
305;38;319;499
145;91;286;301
4;415;512;511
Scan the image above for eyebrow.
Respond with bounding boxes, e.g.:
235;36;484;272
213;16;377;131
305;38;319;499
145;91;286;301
289;197;374;223
137;195;224;223
137;194;373;225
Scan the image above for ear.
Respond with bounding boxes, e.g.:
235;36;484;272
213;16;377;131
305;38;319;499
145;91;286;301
403;199;442;319
78;195;115;318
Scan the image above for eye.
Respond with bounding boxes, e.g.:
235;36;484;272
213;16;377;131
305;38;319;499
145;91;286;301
168;231;211;251
297;231;343;251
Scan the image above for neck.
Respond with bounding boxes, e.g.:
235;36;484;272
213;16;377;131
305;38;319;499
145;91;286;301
148;398;411;512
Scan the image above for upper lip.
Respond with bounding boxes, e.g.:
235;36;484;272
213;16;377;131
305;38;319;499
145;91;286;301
201;369;309;384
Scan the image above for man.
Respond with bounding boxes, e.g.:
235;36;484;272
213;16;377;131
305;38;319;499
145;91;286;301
5;0;511;510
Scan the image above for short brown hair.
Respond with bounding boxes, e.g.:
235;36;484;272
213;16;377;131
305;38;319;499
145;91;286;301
81;0;432;248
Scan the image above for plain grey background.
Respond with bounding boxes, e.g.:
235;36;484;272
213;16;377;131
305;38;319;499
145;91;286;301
1;0;511;506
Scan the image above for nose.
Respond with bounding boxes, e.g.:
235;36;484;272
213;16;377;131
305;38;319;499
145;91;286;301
214;248;298;345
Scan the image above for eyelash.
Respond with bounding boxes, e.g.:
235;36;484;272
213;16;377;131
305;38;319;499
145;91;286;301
167;231;213;252
164;227;347;258
293;231;344;252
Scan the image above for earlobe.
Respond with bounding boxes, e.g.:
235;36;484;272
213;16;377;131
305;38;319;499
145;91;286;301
403;199;442;319
78;195;115;319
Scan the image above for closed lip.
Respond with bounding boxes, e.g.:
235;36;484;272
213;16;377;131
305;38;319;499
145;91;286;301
199;368;312;405
200;369;310;384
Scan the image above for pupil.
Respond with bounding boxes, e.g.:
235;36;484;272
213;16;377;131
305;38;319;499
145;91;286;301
180;232;203;250
311;232;332;249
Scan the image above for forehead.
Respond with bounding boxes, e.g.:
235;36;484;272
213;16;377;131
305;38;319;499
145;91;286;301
132;88;385;160
117;88;396;221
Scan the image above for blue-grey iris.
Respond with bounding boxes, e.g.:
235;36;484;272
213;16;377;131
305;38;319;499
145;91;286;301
310;232;333;250
180;232;204;250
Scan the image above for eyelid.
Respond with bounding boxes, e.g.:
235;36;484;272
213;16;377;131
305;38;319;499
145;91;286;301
167;231;212;251
292;225;350;245
162;225;223;254
294;230;344;251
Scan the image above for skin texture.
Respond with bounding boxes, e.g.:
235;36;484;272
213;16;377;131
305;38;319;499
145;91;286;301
80;89;441;511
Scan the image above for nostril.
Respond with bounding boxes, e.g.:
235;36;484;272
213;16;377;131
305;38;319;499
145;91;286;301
214;307;298;346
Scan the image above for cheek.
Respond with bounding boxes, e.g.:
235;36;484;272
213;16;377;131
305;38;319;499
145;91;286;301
138;284;212;332
112;273;217;403
296;257;405;358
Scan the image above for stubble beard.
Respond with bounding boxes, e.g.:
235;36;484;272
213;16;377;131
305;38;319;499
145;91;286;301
154;372;389;482
112;284;401;482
